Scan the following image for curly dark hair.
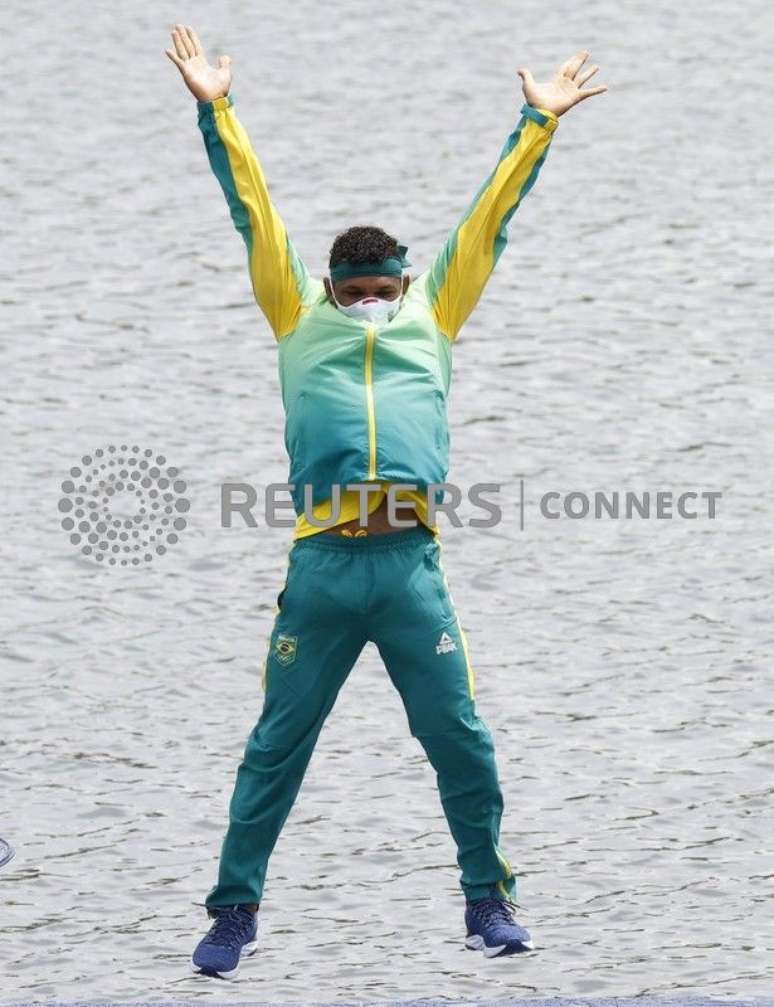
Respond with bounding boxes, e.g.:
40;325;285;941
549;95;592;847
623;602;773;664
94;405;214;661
328;225;399;268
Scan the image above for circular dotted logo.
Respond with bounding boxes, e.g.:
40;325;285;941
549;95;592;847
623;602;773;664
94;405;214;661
58;445;190;566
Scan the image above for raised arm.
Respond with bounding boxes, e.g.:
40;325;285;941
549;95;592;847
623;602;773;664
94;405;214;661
427;49;607;342
166;24;314;341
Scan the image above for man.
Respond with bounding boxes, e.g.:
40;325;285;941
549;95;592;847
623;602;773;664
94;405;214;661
166;23;606;978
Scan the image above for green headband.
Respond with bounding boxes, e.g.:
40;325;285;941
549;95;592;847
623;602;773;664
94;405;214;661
329;244;411;282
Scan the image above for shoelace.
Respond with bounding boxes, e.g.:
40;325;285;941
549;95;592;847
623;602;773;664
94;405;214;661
471;896;518;926
202;906;254;949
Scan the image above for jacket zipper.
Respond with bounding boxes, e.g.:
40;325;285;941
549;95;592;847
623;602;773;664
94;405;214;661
364;324;377;479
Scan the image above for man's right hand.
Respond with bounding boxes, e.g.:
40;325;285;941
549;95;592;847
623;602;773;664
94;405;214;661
165;23;232;102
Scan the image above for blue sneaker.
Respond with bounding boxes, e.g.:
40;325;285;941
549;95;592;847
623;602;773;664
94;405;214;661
190;904;259;979
465;895;534;957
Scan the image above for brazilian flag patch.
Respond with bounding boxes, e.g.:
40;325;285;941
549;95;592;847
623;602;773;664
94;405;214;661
273;634;298;666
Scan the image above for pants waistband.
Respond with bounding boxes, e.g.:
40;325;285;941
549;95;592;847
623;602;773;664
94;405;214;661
292;525;435;553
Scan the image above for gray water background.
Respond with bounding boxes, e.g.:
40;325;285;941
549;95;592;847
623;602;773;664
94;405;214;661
2;0;773;1000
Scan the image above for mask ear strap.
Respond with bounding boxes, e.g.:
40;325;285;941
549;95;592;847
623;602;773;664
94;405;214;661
327;277;339;306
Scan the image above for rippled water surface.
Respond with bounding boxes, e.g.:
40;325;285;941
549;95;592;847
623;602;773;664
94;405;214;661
2;0;773;1001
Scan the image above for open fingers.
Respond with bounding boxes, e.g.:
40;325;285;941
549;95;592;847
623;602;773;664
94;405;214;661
575;83;608;103
171;28;189;60
164;47;184;69
173;23;196;58
186;24;205;57
559;49;590;79
576;64;599;87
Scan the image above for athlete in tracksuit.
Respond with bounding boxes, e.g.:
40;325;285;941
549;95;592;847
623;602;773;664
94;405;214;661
165;22;607;976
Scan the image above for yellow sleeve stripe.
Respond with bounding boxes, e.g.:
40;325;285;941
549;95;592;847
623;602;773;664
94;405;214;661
429;108;557;341
205;97;305;340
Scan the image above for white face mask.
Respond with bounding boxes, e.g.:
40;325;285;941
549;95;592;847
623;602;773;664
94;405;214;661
328;282;403;324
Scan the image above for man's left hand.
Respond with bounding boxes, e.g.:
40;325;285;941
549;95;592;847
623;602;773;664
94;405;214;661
517;50;608;116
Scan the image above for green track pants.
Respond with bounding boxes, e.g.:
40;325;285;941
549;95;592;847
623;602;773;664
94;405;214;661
204;525;516;912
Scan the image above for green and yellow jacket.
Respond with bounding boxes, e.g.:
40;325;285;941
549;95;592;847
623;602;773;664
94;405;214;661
196;94;558;538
